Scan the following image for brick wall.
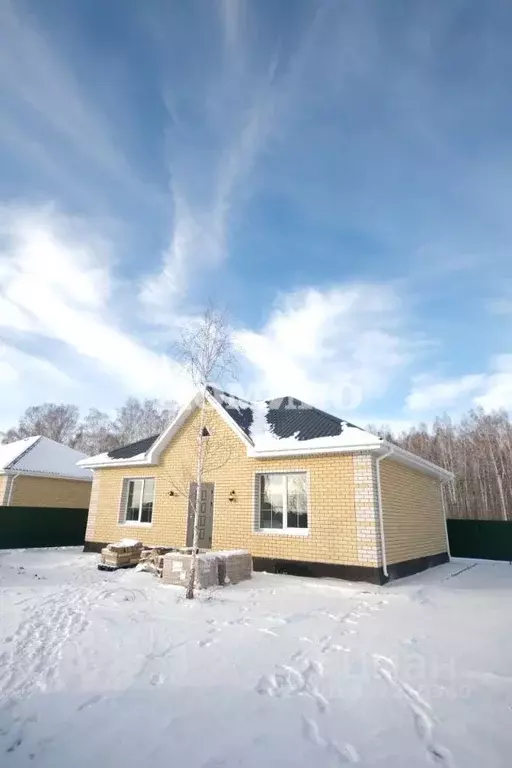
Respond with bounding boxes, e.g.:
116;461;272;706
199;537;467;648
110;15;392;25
88;403;363;566
380;458;447;564
85;473;101;541
0;474;8;505
9;475;92;509
353;454;381;566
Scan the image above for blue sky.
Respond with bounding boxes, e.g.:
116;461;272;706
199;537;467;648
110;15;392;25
2;0;512;432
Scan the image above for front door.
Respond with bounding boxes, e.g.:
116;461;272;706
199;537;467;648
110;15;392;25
187;483;214;549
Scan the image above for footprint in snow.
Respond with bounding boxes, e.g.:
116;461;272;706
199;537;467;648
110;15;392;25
198;637;216;648
77;694;102;712
302;716;360;764
373;654;453;768
302;716;325;746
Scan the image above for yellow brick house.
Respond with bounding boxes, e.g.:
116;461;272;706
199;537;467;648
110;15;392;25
0;436;92;508
79;387;453;584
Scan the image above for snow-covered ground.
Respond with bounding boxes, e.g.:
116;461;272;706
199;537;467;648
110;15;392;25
1;550;511;767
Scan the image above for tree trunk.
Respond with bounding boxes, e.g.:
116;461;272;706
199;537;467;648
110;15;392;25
185;386;207;600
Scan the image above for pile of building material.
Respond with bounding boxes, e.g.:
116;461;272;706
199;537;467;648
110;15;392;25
99;539;143;570
136;547;173;576
161;549;252;588
162;551;220;588
216;550;253;585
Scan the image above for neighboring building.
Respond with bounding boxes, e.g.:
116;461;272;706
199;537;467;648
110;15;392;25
79;387;453;584
0;436;92;508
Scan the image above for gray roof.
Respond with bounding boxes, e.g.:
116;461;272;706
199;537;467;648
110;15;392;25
206;386;365;442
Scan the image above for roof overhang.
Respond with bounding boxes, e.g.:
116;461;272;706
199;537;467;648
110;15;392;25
247;442;383;459
247;441;452;480
2;468;92;482
380;442;454;481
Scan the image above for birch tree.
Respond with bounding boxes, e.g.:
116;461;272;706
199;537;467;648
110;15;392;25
2;398;178;455
175;307;237;599
1;403;81;446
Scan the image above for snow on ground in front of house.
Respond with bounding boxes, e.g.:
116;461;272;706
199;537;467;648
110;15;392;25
1;551;511;767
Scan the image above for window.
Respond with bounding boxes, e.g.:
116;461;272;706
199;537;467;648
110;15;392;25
123;478;155;524
258;473;308;532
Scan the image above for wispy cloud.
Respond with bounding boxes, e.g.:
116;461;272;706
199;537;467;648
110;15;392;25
0;0;165;212
234;282;417;412
474;355;512;412
406;356;512;415
140;0;341;318
141;60;278;315
406;374;485;412
0;204;193;418
218;0;246;52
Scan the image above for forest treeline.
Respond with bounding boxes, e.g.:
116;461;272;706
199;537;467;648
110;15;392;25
370;408;512;521
0;399;178;457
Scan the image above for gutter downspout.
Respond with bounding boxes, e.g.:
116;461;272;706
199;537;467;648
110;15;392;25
440;479;452;561
375;447;393;580
6;473;19;506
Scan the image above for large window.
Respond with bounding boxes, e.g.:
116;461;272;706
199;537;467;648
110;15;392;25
124;478;155;524
258;473;308;532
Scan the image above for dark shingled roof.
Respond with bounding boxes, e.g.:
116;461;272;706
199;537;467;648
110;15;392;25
107;434;160;460
207;387;364;442
207;386;254;438
105;389;367;460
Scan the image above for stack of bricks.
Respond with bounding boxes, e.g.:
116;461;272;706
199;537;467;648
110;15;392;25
216;550;252;585
100;540;143;568
161;551;220;588
161;549;252;588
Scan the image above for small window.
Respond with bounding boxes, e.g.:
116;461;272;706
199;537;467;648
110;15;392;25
123;478;155;524
258;473;308;532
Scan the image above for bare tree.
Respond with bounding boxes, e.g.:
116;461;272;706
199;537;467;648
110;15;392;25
381;406;512;521
112;397;178;446
74;408;118;455
1;403;80;446
175;307;237;599
1;398;178;455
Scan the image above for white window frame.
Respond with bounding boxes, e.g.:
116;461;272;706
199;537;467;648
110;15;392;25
120;477;156;526
254;470;310;536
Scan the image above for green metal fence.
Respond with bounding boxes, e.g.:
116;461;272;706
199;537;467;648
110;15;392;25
0;506;88;549
447;519;512;561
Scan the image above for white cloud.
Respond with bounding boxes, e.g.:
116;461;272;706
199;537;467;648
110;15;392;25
141;80;276;317
0;355;17;384
0;205;193;414
406;374;485;411
218;0;246;52
0;340;76;430
234;283;414;412
0;0;162;209
474;355;512;411
406;357;512;415
486;297;512;316
0;341;72;386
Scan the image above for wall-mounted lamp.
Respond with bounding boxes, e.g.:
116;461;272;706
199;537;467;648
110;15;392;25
168;489;176;497
228;490;236;503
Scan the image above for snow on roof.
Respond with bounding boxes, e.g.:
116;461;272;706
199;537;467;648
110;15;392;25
81;387;383;468
0;436;40;471
0;436;92;480
248;400;381;452
79;450;147;467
